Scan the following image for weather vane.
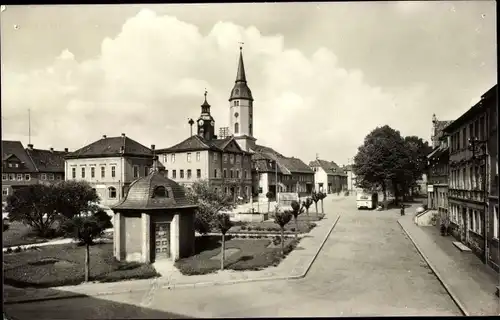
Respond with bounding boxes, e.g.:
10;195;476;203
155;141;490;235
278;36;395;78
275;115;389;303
238;41;244;50
204;88;207;99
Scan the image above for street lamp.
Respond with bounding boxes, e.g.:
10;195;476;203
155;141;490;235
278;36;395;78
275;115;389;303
268;159;279;205
468;136;488;264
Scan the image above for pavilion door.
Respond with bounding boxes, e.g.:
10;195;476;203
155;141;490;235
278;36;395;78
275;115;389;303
154;222;170;260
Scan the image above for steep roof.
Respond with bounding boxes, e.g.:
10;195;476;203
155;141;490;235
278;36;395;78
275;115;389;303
229;48;253;101
252;144;313;175
26;148;66;173
1;140;37;172
157;135;247;154
309;159;347;176
112;170;197;211
66;135;152;159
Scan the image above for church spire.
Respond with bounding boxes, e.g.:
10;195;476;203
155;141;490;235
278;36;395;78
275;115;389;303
235;45;247;83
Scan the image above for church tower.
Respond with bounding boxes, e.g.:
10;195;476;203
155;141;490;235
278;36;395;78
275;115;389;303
229;46;257;152
197;90;216;141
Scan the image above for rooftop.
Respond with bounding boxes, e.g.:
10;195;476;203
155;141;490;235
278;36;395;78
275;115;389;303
66;134;152;159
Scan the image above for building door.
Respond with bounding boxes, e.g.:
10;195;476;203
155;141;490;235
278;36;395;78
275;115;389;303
154;222;170;260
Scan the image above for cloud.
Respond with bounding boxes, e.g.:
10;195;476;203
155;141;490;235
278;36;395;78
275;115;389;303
1;8;428;164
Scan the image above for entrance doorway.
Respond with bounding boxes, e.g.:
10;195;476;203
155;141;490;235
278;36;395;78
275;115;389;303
154;222;170;261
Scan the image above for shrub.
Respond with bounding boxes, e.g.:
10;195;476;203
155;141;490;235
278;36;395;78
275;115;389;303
241;235;247;239
247;227;253;231
6;247;13;254
266;227;273;232
241;226;247;231
14;246;22;253
290;227;296;232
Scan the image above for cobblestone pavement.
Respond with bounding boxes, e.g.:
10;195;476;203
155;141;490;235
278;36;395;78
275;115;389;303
5;198;461;319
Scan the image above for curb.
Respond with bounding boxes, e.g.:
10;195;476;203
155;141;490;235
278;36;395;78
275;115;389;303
5;214;341;305
397;219;469;317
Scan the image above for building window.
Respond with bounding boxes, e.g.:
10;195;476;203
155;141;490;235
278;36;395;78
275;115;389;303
236;155;241;163
223;169;227;178
172;170;176;179
163;154;168;163
230;154;234;164
72;168;76;179
214;153;218;162
49;173;54;181
234;123;239;134
214;169;218;178
244;170;248;179
56;175;62;180
110;166;115;178
2;188;8;196
144;166;149;176
101;166;105;178
133;166;139;178
2;174;7;181
41;173;47;180
494;205;499;239
187;153;192;162
171;154;175;163
235;100;239;106
24;174;31;181
187;169;192;179
16;174;23;181
165;170;168;178
196;152;200;162
230;170;234;178
223;154;228;163
153;186;169;198
236;170;240;179
91;167;95;178
224;187;228;194
81;167;85;179
180;170;184;179
108;187;117;199
197;169;201;179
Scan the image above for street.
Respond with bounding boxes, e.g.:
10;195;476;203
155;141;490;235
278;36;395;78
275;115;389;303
5;197;461;318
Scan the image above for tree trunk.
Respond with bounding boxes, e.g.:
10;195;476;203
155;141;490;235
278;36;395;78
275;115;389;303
306;208;309;216
280;228;285;257
267;201;270;213
220;233;225;270
315;202;318;215
321;200;324;214
85;243;90;282
294;216;298;239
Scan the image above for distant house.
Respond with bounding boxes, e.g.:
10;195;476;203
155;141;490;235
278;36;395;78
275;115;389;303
341;164;357;192
64;133;155;207
2;141;66;202
309;159;347;194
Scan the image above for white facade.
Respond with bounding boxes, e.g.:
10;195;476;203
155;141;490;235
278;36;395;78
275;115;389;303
313;167;328;192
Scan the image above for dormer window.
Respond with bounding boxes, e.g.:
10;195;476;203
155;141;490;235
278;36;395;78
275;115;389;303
235;101;240;106
153;186;169;198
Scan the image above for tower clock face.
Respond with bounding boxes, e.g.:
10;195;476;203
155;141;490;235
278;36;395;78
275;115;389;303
234;112;239;118
198;119;204;126
210;121;215;126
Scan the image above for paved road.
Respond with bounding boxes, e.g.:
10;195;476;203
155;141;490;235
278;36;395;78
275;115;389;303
5;197;461;318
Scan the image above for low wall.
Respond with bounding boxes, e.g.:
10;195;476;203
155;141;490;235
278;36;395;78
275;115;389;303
415;209;438;226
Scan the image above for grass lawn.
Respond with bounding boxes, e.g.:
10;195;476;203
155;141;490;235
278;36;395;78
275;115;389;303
227;212;324;234
175;235;300;275
2;221;50;248
3;242;159;288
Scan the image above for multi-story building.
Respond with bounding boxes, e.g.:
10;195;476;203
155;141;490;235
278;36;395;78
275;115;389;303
64;134;154;207
426;131;450;226
444;84;496;263
309;158;348;194
2;141;66;202
157;93;253;201
483;85;499;271
342;164;357;192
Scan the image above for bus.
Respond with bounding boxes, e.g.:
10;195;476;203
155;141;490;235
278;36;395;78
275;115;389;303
356;192;378;210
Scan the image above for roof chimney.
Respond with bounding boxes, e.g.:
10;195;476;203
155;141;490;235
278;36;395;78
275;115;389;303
121;133;126;137
102;135;107;139
27;144;34;150
120;146;125;153
151;144;155;150
49;147;54;152
64;148;69;152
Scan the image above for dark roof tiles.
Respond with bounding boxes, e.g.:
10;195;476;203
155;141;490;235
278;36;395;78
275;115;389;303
1;141;37;172
67;136;152;159
26;148;65;173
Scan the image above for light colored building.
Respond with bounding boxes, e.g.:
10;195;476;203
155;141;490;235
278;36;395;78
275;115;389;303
157;94;253;201
342;164;357;192
2;141;66;202
309;159;348;194
64;134;154;207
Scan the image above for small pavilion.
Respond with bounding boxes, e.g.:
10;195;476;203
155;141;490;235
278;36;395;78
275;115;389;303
111;158;198;263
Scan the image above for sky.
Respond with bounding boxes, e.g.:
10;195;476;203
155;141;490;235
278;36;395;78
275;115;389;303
1;2;497;166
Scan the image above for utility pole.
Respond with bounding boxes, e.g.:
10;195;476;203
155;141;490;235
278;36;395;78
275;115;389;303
468;136;488;265
28;109;31;145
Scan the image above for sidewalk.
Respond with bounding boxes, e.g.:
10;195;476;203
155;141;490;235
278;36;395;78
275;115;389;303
398;214;500;316
4;211;341;304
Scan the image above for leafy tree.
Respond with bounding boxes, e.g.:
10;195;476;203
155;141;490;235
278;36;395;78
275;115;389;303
185;180;235;235
311;192;320;216
214;213;233;270
60;209;112;282
5;184;60;237
266;191;274;213
302;197;313;216
318;192;327;214
55;180;100;218
290;200;304;239
274;207;292;256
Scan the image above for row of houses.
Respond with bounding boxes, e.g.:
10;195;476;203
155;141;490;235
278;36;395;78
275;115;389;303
2;47;352;206
426;84;498;271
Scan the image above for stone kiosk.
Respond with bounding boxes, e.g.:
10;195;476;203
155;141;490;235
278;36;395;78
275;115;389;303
111;166;198;263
